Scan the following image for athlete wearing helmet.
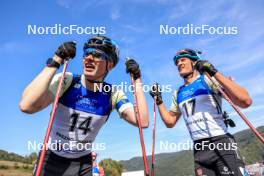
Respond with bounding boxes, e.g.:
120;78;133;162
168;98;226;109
150;49;252;176
19;36;149;176
82;36;120;83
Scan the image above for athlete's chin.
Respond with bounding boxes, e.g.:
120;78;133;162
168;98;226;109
83;74;97;81
179;70;187;76
179;71;192;78
83;69;96;77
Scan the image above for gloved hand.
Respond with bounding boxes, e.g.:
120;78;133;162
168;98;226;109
55;41;76;60
150;82;163;105
125;58;141;80
195;60;218;76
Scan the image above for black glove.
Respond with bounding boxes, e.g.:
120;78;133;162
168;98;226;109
125;58;141;80
195;60;218;76
55;41;76;60
150;82;163;105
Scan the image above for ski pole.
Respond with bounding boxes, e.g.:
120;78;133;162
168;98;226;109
126;58;149;176
151;97;157;176
205;72;264;144
35;59;70;176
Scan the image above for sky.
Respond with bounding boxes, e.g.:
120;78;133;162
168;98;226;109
0;0;263;162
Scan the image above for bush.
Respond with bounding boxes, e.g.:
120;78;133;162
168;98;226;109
0;164;9;169
14;162;19;169
100;159;123;176
23;164;29;169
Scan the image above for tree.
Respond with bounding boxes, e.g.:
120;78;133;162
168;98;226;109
99;159;123;176
26;152;37;164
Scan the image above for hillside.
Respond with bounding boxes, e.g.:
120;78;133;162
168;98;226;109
120;126;264;176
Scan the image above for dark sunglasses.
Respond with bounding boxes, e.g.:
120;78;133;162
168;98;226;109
83;48;109;61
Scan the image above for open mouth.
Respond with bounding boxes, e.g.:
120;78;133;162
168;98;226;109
84;63;95;70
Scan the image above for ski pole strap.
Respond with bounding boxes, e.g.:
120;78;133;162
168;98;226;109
205;72;264;144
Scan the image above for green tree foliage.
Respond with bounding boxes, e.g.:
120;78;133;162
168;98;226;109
0;151;37;164
99;159;123;176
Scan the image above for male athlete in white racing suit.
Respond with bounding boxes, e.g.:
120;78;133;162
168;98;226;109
150;49;252;176
20;36;149;175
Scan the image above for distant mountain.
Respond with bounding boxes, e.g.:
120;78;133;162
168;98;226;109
234;126;264;164
120;126;264;176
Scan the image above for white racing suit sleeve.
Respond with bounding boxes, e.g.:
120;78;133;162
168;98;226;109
48;72;73;97
111;87;133;117
169;90;181;114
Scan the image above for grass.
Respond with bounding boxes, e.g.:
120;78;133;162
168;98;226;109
0;160;33;176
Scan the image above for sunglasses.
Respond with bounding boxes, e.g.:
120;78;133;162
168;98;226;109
83;48;109;61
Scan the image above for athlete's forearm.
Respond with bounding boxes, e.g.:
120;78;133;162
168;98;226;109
20;67;56;113
19;55;62;113
134;78;149;128
158;103;179;128
213;72;252;108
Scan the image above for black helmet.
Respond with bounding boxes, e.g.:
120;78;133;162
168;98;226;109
173;49;201;65
83;36;119;67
